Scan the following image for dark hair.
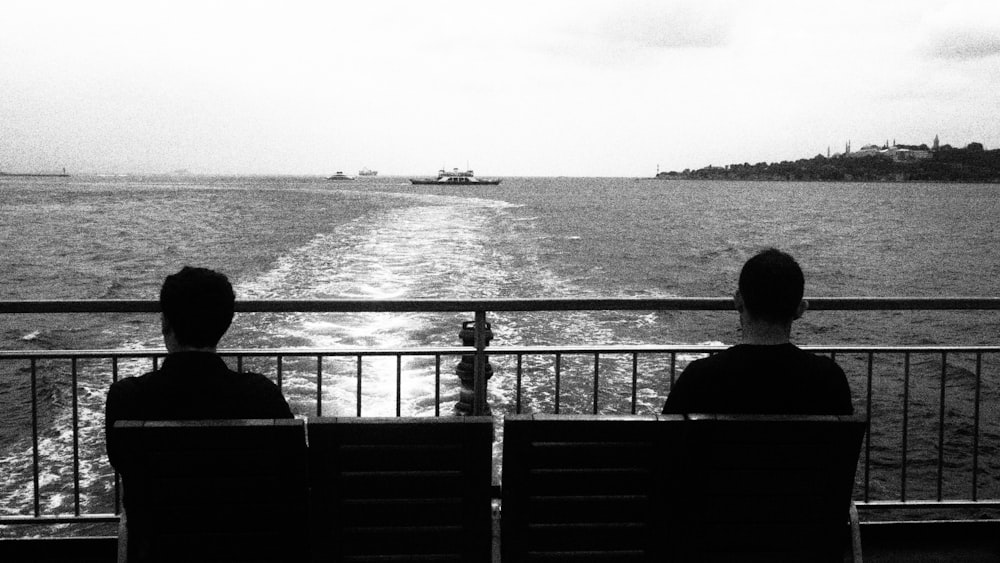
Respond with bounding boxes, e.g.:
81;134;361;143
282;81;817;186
160;266;235;348
738;248;804;323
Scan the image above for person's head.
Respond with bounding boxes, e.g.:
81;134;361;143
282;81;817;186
736;248;806;325
160;266;235;350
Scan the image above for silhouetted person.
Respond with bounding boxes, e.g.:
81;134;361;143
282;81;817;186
663;248;853;414
105;266;292;561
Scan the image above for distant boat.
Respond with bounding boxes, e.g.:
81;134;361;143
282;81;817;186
409;168;501;185
358;168;378;177
326;171;355;181
0;167;69;178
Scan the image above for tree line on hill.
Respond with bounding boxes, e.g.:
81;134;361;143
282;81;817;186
657;143;1000;182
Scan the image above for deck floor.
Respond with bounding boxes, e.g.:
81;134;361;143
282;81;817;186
2;520;999;562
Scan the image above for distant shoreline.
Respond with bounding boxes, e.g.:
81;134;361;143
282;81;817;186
655;143;1000;184
0;172;70;178
650;176;1000;184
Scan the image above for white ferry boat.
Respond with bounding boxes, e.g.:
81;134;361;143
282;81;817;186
409;168;501;185
326;171;355;181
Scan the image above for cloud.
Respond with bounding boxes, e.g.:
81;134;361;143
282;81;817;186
601;2;731;50
925;28;1000;60
538;1;732;68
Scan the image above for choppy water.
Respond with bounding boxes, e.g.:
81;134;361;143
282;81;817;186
1;175;999;528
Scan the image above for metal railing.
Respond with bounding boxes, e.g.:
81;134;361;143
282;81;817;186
1;297;999;530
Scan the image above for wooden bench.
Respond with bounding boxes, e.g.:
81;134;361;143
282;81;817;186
307;416;494;562
676;414;866;562
112;419;308;563
501;414;866;562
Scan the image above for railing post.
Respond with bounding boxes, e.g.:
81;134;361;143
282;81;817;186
454;312;493;415
473;310;490;416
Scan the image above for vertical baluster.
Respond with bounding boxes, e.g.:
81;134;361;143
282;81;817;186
434;355;441;417
396;355;402;417
472;310;489;416
592;353;600;415
72;357;81;517
631;353;638;415
31;358;40;518
276;355;283;392
516;354;523;415
972;352;982;501
901;352;910;502
937;351;947;502
864;352;873;503
554;353;562;415
356;355;363;417
316;356;323;417
669;352;677;386
112;356;121;514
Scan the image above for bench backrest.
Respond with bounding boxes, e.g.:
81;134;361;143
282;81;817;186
676;414;866;562
501;414;866;562
112;419;308;563
307;416;494;563
501;415;676;563
502;415;669;562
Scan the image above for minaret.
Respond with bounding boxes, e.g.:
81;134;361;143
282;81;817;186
933;134;940;151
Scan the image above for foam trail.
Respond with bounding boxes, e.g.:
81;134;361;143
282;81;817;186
237;197;526;416
235;191;685;419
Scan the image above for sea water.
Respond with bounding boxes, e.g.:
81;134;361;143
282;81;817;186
2;175;999;527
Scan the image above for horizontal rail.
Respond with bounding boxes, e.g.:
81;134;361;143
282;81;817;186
860;500;1000;509
3;297;1000;313
0;514;120;526
0;347;470;359
2;344;999;360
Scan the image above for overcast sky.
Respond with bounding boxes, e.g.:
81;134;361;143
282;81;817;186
2;0;999;176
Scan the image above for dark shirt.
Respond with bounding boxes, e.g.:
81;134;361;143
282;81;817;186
105;351;292;561
105;351;293;471
662;343;853;415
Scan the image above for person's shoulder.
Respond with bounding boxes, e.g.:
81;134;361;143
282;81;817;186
663;347;733;414
107;368;157;398
671;347;736;384
688;346;742;369
237;370;286;398
791;345;854;414
238;369;280;387
796;346;845;373
106;368;160;422
108;375;136;394
238;370;293;417
695;345;738;362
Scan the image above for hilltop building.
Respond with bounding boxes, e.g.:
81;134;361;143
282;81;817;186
884;145;932;162
840;136;936;162
851;144;883;158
